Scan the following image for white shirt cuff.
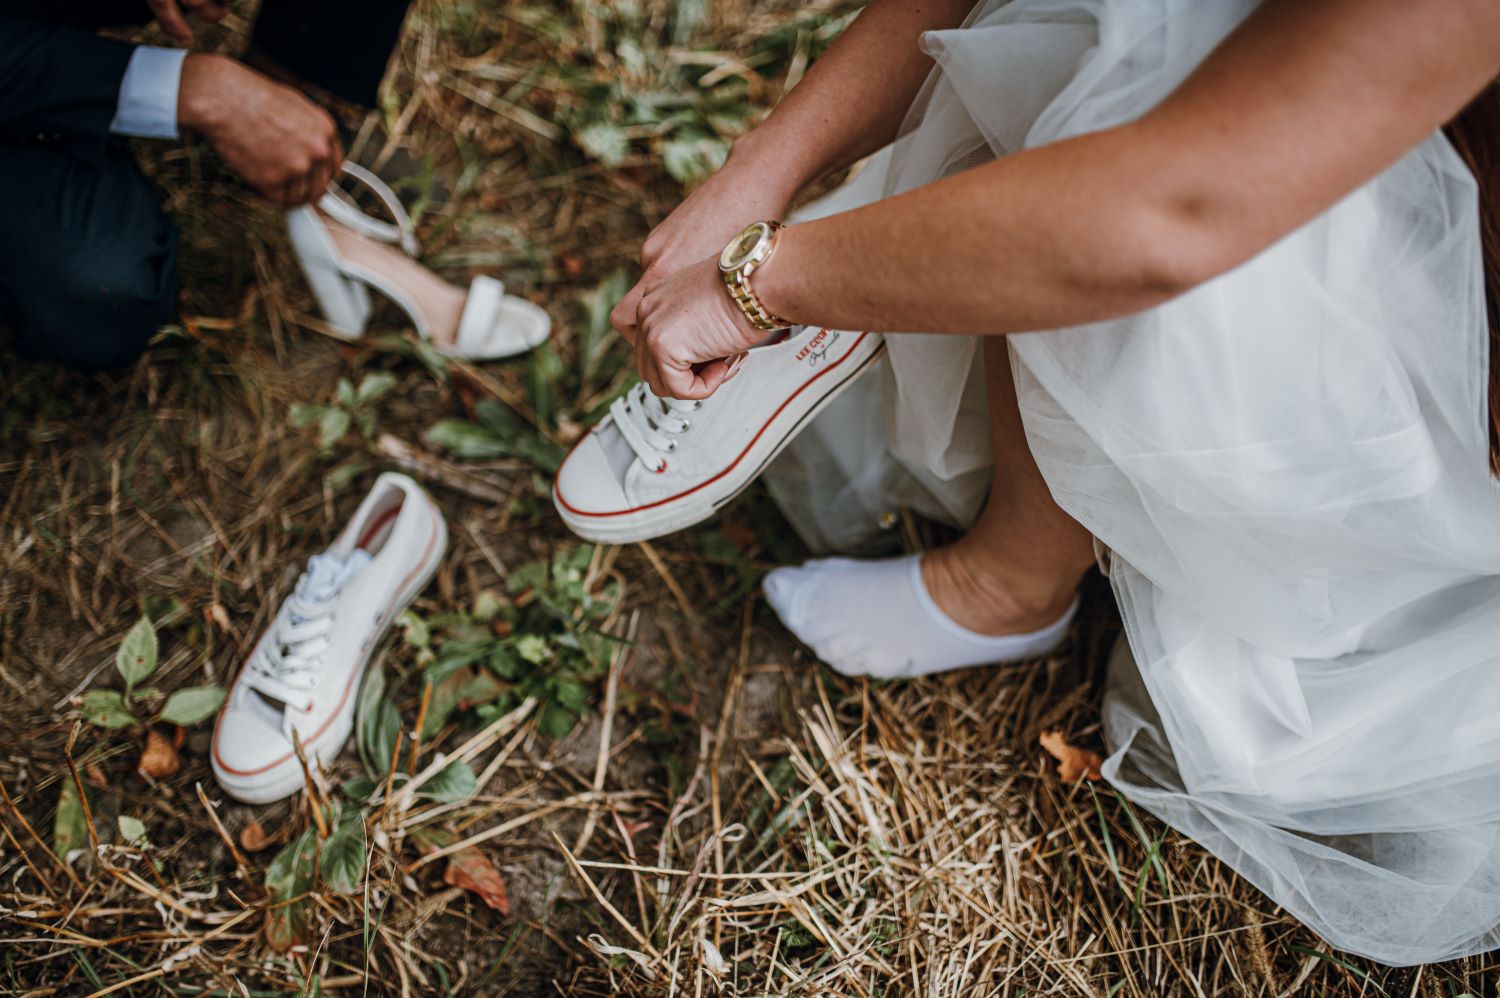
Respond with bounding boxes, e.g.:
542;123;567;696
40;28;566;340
110;47;188;140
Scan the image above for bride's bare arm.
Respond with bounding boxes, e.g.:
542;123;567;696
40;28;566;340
728;0;977;197
610;0;972;341
745;0;1500;336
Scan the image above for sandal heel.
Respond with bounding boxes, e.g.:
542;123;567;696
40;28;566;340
287;206;373;339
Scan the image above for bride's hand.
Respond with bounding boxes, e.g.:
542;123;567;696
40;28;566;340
635;257;764;400
611;156;795;344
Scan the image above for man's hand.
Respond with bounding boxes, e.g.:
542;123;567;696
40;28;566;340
610;157;795;344
148;0;228;47
178;54;342;206
636;257;765;400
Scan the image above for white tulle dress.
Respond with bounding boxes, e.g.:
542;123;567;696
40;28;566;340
762;0;1500;965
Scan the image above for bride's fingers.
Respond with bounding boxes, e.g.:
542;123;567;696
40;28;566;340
658;356;731;401
612;283;648;344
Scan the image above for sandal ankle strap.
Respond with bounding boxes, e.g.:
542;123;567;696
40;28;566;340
316;161;422;257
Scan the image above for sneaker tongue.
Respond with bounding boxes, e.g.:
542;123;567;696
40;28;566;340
292;550;373;621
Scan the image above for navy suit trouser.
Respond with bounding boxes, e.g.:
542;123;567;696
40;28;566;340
0;0;411;370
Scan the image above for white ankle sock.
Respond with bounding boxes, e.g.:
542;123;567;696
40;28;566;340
763;554;1078;679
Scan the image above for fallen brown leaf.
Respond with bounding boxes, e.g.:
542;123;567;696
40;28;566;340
443;846;510;915
1040;729;1103;783
239;819;284;853
204;602;231;634
137;729;180;780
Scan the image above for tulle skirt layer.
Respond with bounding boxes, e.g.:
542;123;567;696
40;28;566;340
764;0;1500;964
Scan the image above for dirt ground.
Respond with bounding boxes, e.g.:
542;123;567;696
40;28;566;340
3;1;1500;995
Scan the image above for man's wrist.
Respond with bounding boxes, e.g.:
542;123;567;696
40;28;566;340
177;53;230;136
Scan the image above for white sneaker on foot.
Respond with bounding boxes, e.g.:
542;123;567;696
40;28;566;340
212;473;447;804
553;327;885;543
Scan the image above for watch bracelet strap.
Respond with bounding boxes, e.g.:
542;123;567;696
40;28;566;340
724;270;791;331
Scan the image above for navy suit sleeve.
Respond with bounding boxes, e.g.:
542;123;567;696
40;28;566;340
0;15;136;155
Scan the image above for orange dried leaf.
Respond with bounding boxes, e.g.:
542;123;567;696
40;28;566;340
1040;729;1103;783
239;819;281;853
204;603;231;634
137;729;180;779
443;845;510;915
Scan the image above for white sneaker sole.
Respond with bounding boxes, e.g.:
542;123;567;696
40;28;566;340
211;512;448;804
555;332;886;545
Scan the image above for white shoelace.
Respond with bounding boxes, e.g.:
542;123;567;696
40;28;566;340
610;383;704;471
245;551;371;710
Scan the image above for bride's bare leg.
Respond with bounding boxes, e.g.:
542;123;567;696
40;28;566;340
922;338;1096;635
763;337;1094;677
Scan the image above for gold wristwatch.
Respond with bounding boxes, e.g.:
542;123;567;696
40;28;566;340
718;221;791;331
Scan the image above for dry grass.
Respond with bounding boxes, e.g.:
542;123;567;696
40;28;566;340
2;0;1499;994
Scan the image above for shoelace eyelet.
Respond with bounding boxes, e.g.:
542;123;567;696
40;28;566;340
667;441;678;452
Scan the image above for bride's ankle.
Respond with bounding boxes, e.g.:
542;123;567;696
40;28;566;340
921;542;1084;636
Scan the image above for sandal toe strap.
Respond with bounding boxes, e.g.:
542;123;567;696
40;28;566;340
455;275;506;356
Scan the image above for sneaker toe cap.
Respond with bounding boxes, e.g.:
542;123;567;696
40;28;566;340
212;702;292;778
554;433;631;516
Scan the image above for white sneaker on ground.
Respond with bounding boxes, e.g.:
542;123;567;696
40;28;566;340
212;472;447;804
553;327;885;544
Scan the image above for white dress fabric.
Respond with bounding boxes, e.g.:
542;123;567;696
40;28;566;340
762;0;1500;965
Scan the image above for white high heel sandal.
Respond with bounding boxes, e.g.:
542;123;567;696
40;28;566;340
286;163;551;361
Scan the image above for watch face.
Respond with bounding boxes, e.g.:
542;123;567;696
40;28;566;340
720;222;769;271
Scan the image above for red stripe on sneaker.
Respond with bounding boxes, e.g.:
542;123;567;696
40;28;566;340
554;331;874;518
212;515;443;779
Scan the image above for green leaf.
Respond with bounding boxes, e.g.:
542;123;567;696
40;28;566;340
575;270;629;382
417;758;477;804
525;342;565;429
355;666;401;779
551;675;587;715
343;776;378;803
290;403;325;429
471;589;506;624
354;371;398;407
320;813;367;894
421;666;504;738
422;419;510;459
141;595;183;626
575;122;630;166
538;701;575;739
80;689;137;729
398;609;431;651
662;135;728;185
317;408;352;450
53;780;88;859
336;377;356;408
265;827;317;950
117;815;147;846
516;635;549;665
115;616;158;695
473;399;523;440
157;685;226;727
